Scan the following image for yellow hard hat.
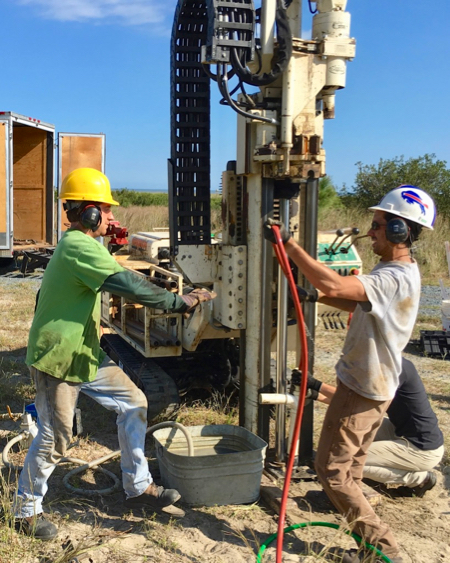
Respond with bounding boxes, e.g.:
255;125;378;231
59;168;119;206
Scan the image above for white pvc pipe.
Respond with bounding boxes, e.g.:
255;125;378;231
259;393;297;406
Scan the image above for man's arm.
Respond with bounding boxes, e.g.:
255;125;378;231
317;293;358;313
295;370;336;405
284;239;368;301
316;381;336;405
101;270;215;313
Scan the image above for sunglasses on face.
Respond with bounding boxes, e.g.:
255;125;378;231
370;221;387;230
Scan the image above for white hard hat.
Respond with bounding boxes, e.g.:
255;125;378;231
368;185;436;230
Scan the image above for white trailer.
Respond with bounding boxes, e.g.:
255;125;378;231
0;111;105;269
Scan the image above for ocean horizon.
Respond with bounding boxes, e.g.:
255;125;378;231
113;187;167;192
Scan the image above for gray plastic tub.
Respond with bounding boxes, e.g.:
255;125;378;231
153;424;268;506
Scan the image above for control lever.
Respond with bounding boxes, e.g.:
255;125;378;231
337;312;346;329
331;312;339;329
327;229;344;254
341;233;370;253
337;227;360;250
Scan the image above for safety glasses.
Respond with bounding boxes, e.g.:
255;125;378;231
370;221;387;230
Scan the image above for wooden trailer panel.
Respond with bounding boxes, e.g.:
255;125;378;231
60;135;103;180
58;134;105;234
13;126;50;242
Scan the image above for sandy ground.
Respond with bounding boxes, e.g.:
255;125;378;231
1;279;450;562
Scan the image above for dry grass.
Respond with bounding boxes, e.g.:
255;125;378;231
0;281;36;414
175;391;239;427
114;205;223;238
114;205;170;234
0;281;37;353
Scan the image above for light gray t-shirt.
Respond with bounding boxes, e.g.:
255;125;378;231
336;260;421;401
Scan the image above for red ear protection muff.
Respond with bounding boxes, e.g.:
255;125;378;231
79;204;102;232
386;218;410;244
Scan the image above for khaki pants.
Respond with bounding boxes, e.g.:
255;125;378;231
315;380;397;557
365;417;444;487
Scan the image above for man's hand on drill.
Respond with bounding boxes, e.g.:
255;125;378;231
292;368;323;400
180;288;217;313
263;218;291;245
296;285;319;303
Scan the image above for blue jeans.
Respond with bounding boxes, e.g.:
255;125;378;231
14;356;152;518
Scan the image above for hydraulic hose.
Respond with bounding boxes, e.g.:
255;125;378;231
62;454;122;496
2;433;28;469
270;225;309;563
231;0;293;87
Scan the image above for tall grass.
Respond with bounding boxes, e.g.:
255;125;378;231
113;205;170;234
113;205;223;237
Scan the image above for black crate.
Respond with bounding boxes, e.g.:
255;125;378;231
420;330;450;359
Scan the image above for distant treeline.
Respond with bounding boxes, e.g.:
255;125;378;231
112;188;222;210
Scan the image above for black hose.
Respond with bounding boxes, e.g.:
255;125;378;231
308;0;318;14
202;63;236;83
230;1;292;86
219;65;278;124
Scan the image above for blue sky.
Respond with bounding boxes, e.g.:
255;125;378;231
1;0;450;192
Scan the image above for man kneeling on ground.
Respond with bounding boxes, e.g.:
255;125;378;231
303;357;444;496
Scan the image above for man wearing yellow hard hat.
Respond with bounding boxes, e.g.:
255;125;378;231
13;168;215;540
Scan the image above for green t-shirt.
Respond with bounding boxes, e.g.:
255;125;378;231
26;229;123;382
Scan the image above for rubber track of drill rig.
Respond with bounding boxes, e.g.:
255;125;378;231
101;333;180;420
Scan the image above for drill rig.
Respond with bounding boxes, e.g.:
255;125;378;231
101;0;357;465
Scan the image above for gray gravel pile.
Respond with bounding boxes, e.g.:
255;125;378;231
0;270;43;290
419;285;445;319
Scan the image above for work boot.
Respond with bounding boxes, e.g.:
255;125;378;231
14;514;58;541
124;483;181;510
341;548;404;563
409;471;437;498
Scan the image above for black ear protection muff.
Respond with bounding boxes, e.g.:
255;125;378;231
386;218;410;244
79;204;102;232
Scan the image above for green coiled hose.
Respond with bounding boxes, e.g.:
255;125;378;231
256;521;393;562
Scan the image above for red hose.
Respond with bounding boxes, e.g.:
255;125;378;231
270;226;309;563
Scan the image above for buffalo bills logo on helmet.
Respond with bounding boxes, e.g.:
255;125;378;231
401;187;428;216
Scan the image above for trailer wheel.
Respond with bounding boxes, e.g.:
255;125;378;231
0;258;15;274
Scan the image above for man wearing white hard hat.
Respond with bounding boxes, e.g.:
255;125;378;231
264;185;436;563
